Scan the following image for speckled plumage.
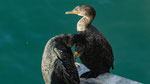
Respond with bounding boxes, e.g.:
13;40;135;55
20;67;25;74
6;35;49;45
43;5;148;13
76;25;114;77
66;5;114;77
41;34;80;84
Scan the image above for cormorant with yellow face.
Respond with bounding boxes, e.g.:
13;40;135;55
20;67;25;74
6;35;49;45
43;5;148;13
66;5;114;78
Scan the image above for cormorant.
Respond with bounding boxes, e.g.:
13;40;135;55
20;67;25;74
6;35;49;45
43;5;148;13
41;34;80;84
66;5;114;77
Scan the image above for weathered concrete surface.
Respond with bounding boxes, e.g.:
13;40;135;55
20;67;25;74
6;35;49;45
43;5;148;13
75;63;142;84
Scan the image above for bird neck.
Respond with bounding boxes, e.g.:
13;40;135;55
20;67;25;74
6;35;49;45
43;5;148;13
77;16;94;32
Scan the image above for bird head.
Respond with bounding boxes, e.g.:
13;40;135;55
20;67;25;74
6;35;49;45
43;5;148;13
65;5;96;17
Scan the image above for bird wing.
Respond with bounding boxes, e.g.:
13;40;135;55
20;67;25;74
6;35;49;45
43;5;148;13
90;25;114;69
54;47;80;84
95;30;114;70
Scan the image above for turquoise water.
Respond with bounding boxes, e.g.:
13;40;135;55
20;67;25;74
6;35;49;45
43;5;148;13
0;0;150;84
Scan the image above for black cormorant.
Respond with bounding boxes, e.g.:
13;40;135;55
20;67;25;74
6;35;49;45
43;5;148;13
66;5;114;77
41;34;80;84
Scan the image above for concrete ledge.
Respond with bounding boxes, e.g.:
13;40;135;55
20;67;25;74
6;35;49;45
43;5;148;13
75;63;142;84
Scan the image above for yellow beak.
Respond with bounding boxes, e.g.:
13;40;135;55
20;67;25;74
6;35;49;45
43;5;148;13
65;11;80;15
